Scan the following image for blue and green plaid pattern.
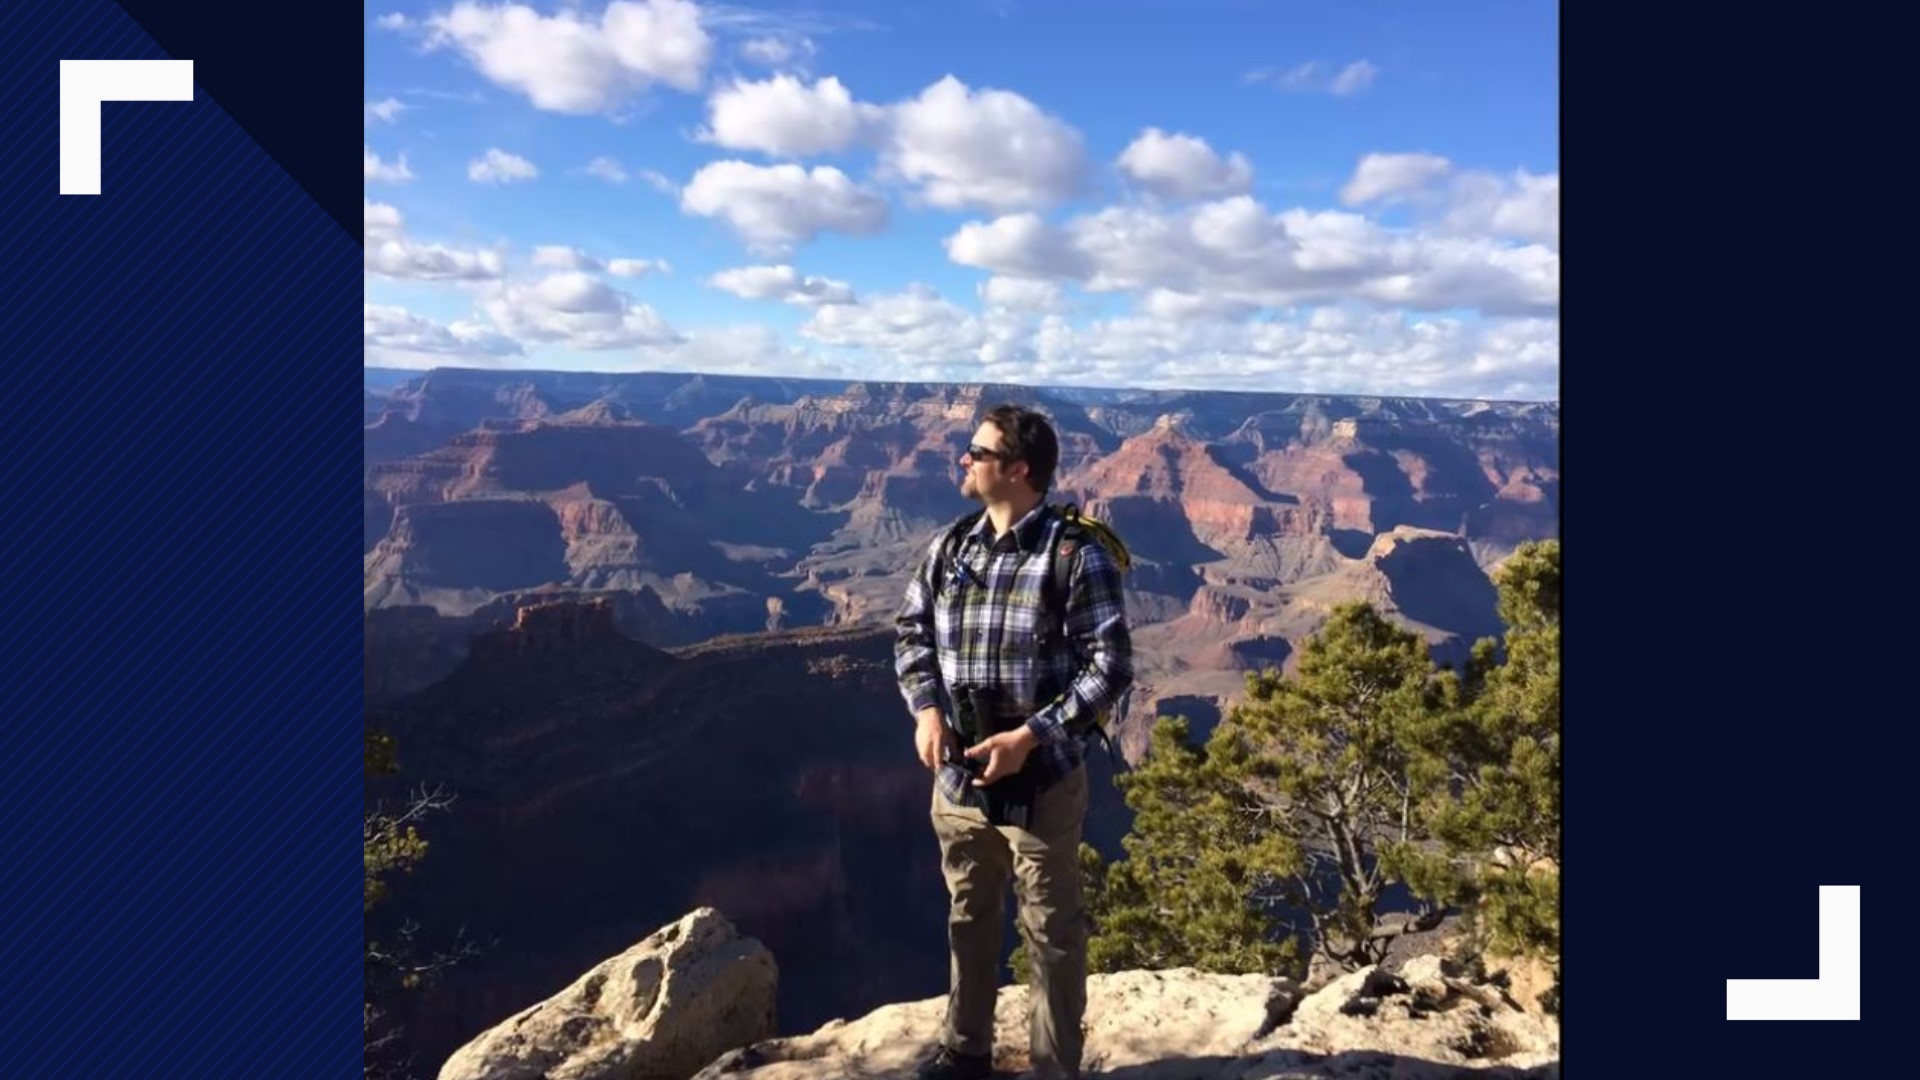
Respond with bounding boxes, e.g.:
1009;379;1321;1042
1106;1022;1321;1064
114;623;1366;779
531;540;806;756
895;502;1133;807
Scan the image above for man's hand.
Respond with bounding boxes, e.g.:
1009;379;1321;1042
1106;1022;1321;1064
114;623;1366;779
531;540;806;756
963;725;1040;786
915;708;950;770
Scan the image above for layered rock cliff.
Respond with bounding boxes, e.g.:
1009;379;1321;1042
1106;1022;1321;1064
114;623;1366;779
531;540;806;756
366;368;1556;724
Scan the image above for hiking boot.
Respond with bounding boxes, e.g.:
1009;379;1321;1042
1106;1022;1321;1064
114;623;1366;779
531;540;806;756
914;1045;994;1080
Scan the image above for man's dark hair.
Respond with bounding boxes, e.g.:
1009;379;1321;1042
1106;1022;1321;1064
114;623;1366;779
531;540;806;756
983;403;1060;494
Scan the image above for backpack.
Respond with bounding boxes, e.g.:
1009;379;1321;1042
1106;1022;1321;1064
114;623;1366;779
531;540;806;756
931;502;1133;769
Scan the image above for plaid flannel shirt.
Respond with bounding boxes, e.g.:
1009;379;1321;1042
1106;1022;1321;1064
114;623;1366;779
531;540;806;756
894;502;1133;809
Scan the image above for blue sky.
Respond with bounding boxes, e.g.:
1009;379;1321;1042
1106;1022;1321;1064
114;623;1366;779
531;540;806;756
364;0;1558;399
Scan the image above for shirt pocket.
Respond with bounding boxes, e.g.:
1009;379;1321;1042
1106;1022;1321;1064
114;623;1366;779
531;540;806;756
993;587;1048;657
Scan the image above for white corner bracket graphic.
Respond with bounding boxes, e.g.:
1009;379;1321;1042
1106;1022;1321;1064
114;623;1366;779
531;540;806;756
60;59;195;195
1726;885;1861;1020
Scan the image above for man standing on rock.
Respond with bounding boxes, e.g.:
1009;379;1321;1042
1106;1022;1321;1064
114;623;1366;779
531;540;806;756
894;404;1134;1080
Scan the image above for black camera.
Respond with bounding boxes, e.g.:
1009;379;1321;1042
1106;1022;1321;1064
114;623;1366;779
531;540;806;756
947;684;1038;828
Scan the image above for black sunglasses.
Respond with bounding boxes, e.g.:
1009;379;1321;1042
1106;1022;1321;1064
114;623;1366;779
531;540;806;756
964;443;1014;462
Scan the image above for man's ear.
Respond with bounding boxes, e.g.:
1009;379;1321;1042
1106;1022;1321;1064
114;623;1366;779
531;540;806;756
1009;458;1033;488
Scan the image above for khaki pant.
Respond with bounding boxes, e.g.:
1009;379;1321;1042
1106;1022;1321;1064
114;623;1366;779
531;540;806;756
931;764;1089;1078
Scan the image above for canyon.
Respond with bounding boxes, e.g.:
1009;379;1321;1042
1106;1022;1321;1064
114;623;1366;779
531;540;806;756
362;368;1558;1074
366;369;1556;716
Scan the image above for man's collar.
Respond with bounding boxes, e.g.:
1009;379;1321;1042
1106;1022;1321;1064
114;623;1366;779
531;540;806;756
965;501;1054;552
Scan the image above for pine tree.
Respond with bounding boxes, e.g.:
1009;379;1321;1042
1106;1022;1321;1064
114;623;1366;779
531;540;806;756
1210;602;1450;969
1412;541;1561;970
1009;716;1299;984
1025;553;1562;992
1090;715;1302;974
1079;602;1451;976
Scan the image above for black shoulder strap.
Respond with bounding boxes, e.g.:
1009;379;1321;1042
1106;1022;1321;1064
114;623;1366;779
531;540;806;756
1045;503;1085;622
933;508;985;598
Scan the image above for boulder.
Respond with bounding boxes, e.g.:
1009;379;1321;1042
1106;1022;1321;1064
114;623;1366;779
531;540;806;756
439;908;776;1080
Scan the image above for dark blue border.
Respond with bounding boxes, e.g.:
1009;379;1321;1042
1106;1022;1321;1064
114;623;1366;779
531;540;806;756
1;1;1907;1075
0;1;359;1075
1570;5;1915;1074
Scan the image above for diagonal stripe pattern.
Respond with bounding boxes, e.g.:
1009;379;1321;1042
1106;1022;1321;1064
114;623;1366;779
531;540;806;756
0;1;359;1075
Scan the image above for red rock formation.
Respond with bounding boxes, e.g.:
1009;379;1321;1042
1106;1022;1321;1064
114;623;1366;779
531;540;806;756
366;370;1555;720
468;598;619;662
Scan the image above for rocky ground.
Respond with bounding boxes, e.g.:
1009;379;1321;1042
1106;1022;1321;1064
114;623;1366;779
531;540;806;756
437;909;1559;1080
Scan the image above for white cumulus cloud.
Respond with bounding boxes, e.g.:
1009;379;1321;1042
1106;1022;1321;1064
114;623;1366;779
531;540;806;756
945;193;1557;318
1080;310;1553;398
608;258;669;277
481;272;680;348
681;160;888;254
1341;152;1454;206
979;276;1064;313
365;303;523;364
884;75;1086;211
366;240;505;282
424;0;711;114
1355;238;1558;312
364;145;414;183
468;148;539;184
966;308;1555;400
585;156;628;183
1140;289;1259;320
531;245;603;271
1343;154;1559;248
642;324;867;379
740;37;793;66
708;264;855;305
788;282;1555;398
945;213;1089;279
800;285;984;361
363;199;405;243
738;35;816;69
364;98;408;125
1445;170;1560;247
362;200;505;281
1117;128;1254;199
701;75;883;157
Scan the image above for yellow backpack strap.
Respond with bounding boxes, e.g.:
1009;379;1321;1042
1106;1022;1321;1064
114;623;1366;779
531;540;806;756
1054;503;1129;574
1044;502;1128;639
1086;517;1130;574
